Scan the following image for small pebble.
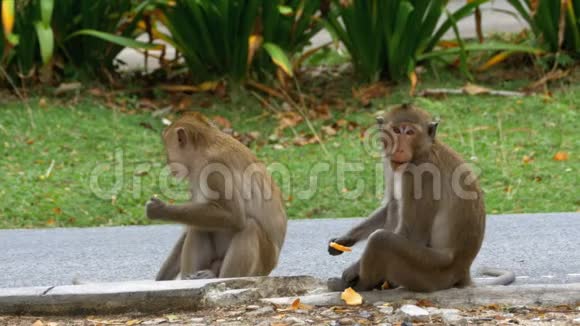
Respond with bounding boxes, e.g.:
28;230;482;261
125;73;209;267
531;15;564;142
246;306;274;317
379;306;394;315
338;317;355;325
397;304;429;322
359;310;372;318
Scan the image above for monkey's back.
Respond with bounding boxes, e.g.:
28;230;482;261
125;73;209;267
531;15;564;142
430;140;486;265
206;129;288;252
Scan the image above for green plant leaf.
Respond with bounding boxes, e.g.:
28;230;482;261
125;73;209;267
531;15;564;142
65;29;158;50
34;22;54;65
263;42;293;76
278;5;293;15
418;42;542;61
39;0;54;26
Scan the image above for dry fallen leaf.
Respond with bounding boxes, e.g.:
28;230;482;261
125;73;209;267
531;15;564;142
553;151;569;161
341;287;363;306
276;111;303;134
126;319;142;325
322;125;338;136
32;320;44;326
212;115;232;129
522;155;534;164
312;104;332;120
52;207;62;215
409;71;418;96
46;218;56;226
352;82;390;106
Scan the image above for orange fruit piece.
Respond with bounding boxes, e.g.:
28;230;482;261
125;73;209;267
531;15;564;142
330;242;352;252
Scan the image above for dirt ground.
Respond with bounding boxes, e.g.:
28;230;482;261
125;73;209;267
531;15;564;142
2;301;579;326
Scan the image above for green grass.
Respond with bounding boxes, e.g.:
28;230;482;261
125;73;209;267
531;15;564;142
0;70;578;228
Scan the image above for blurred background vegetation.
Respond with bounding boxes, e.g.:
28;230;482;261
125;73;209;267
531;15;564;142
0;0;578;228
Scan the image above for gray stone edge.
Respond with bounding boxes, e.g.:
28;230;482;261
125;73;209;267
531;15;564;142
0;276;322;315
263;283;580;308
1;278;579;315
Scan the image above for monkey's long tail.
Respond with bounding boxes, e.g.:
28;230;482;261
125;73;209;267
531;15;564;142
479;267;516;286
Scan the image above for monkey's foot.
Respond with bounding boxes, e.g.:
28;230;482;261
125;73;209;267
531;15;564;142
327;277;349;292
183;269;216;280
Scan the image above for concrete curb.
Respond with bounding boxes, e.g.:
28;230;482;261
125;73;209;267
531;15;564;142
263;283;580;308
2;278;579;316
0;276;322;315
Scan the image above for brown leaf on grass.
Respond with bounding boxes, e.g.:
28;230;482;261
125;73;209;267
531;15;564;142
352;82;390;106
311;104;332;120
52;207;62;215
409;71;418;96
276;112;303;134
522;155;534;164
211;115;232;129
39;97;47;108
322;125;337;136
46;218;56;226
26;139;35;145
293;134;319;147
553;151;569;161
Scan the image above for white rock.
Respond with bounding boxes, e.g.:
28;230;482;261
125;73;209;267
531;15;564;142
573;317;580;324
442;310;466;326
397;304;430;322
190;317;205;323
284;316;307;325
379;306;394;315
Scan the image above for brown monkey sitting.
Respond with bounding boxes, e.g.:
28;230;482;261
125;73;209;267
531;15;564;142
147;113;287;280
328;104;514;292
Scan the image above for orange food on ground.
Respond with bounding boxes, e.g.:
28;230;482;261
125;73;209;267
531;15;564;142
330;242;352;252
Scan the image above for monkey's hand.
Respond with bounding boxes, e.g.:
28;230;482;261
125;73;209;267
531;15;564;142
328;237;356;256
146;197;167;220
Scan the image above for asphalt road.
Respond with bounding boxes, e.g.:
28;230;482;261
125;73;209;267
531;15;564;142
1;213;579;289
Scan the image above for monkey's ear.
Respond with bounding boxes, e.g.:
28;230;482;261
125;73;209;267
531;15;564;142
428;121;439;140
176;127;188;147
376;115;385;125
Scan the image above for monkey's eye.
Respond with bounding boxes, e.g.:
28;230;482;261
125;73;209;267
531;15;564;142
392;127;401;134
405;129;415;136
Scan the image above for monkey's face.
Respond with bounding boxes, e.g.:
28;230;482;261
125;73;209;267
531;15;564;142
382;122;421;168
